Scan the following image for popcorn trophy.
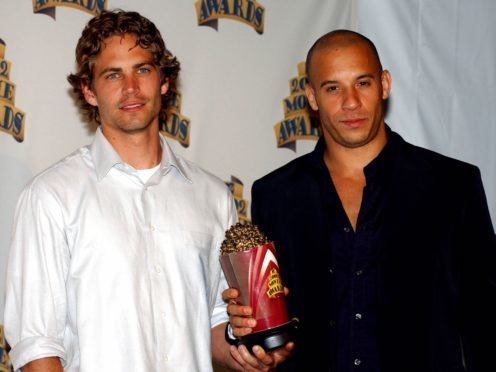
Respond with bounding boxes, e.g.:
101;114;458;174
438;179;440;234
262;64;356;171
220;223;298;351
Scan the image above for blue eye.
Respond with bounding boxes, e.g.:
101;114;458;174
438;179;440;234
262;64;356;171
137;67;151;74
106;73;120;80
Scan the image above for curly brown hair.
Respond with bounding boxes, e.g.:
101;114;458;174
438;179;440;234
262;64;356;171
67;9;180;124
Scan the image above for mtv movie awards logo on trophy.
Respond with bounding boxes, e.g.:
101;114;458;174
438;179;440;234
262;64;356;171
274;62;320;151
0;39;26;142
162;91;191;147
195;0;265;34
0;325;12;372
32;0;107;19
225;176;250;224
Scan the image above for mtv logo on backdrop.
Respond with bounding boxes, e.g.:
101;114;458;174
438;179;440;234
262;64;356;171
274;62;320;151
0;325;12;372
162;91;191;147
195;0;265;34
225;176;251;224
32;0;107;19
0;39;26;142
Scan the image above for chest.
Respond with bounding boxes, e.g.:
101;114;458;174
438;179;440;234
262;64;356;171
331;173;365;230
59;173;222;281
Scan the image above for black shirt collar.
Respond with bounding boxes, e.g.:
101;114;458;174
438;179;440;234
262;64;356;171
310;125;401;183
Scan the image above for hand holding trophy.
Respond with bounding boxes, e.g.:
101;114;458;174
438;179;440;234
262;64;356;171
220;223;298;351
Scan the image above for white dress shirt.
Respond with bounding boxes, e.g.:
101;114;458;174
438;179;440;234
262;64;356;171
4;129;236;371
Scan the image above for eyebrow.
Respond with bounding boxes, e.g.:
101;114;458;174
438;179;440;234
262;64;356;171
319;73;375;88
97;60;156;78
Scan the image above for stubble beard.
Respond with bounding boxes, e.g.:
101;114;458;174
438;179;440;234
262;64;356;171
110;101;161;134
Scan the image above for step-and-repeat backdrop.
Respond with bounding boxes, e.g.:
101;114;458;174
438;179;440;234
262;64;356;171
1;1;495;369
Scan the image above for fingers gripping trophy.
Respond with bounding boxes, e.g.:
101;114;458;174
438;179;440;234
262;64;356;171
220;223;298;351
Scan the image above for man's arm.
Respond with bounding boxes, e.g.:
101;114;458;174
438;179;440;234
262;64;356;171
21;357;63;372
211;322;293;371
459;167;496;370
5;185;68;370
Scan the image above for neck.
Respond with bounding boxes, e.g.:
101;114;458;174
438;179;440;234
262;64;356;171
323;125;387;177
101;123;162;170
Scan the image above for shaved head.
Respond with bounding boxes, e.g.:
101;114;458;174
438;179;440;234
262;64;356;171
305;30;383;83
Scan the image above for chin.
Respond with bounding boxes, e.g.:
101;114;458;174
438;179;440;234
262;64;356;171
339;134;373;148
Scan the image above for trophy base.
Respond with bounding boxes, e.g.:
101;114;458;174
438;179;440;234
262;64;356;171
239;319;299;352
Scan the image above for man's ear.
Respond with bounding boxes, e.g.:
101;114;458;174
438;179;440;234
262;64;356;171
161;79;169;95
82;83;98;107
381;70;392;100
304;83;318;111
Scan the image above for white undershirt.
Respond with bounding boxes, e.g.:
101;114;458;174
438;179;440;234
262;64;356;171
136;163;160;183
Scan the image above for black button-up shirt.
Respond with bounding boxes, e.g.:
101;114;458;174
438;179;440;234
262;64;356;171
253;126;495;372
315;131;398;372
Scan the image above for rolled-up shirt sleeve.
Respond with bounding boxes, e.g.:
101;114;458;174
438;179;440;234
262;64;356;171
4;181;69;370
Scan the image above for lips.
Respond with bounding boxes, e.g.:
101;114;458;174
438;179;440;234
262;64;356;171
119;102;145;112
341;117;366;128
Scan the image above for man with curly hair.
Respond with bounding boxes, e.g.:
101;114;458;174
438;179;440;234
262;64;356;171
4;10;289;372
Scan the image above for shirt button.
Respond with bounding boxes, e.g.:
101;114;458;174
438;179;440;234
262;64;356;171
343;226;351;233
328;267;334;274
355;313;362;320
354;358;361;366
163;355;169;362
355;269;363;276
155;265;162;274
329;320;336;327
151;225;156;231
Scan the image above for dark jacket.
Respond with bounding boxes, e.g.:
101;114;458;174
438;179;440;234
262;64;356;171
251;131;496;372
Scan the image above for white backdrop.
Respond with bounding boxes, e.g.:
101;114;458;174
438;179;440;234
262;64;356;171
1;0;495;368
357;0;496;227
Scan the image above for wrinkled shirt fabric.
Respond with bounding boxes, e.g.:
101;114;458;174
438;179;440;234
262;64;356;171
5;129;235;372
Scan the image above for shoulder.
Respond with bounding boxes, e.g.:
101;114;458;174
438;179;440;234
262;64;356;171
23;146;91;198
392;133;483;199
14;146;91;220
394;132;480;178
253;151;315;194
174;155;231;196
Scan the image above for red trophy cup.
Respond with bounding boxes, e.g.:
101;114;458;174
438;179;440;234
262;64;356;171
220;223;298;351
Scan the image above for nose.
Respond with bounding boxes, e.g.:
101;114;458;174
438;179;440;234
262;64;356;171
123;75;139;95
342;88;360;110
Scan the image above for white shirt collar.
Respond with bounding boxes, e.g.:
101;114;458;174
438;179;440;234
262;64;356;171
90;128;191;183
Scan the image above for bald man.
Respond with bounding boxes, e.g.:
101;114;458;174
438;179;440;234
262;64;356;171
225;30;496;372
